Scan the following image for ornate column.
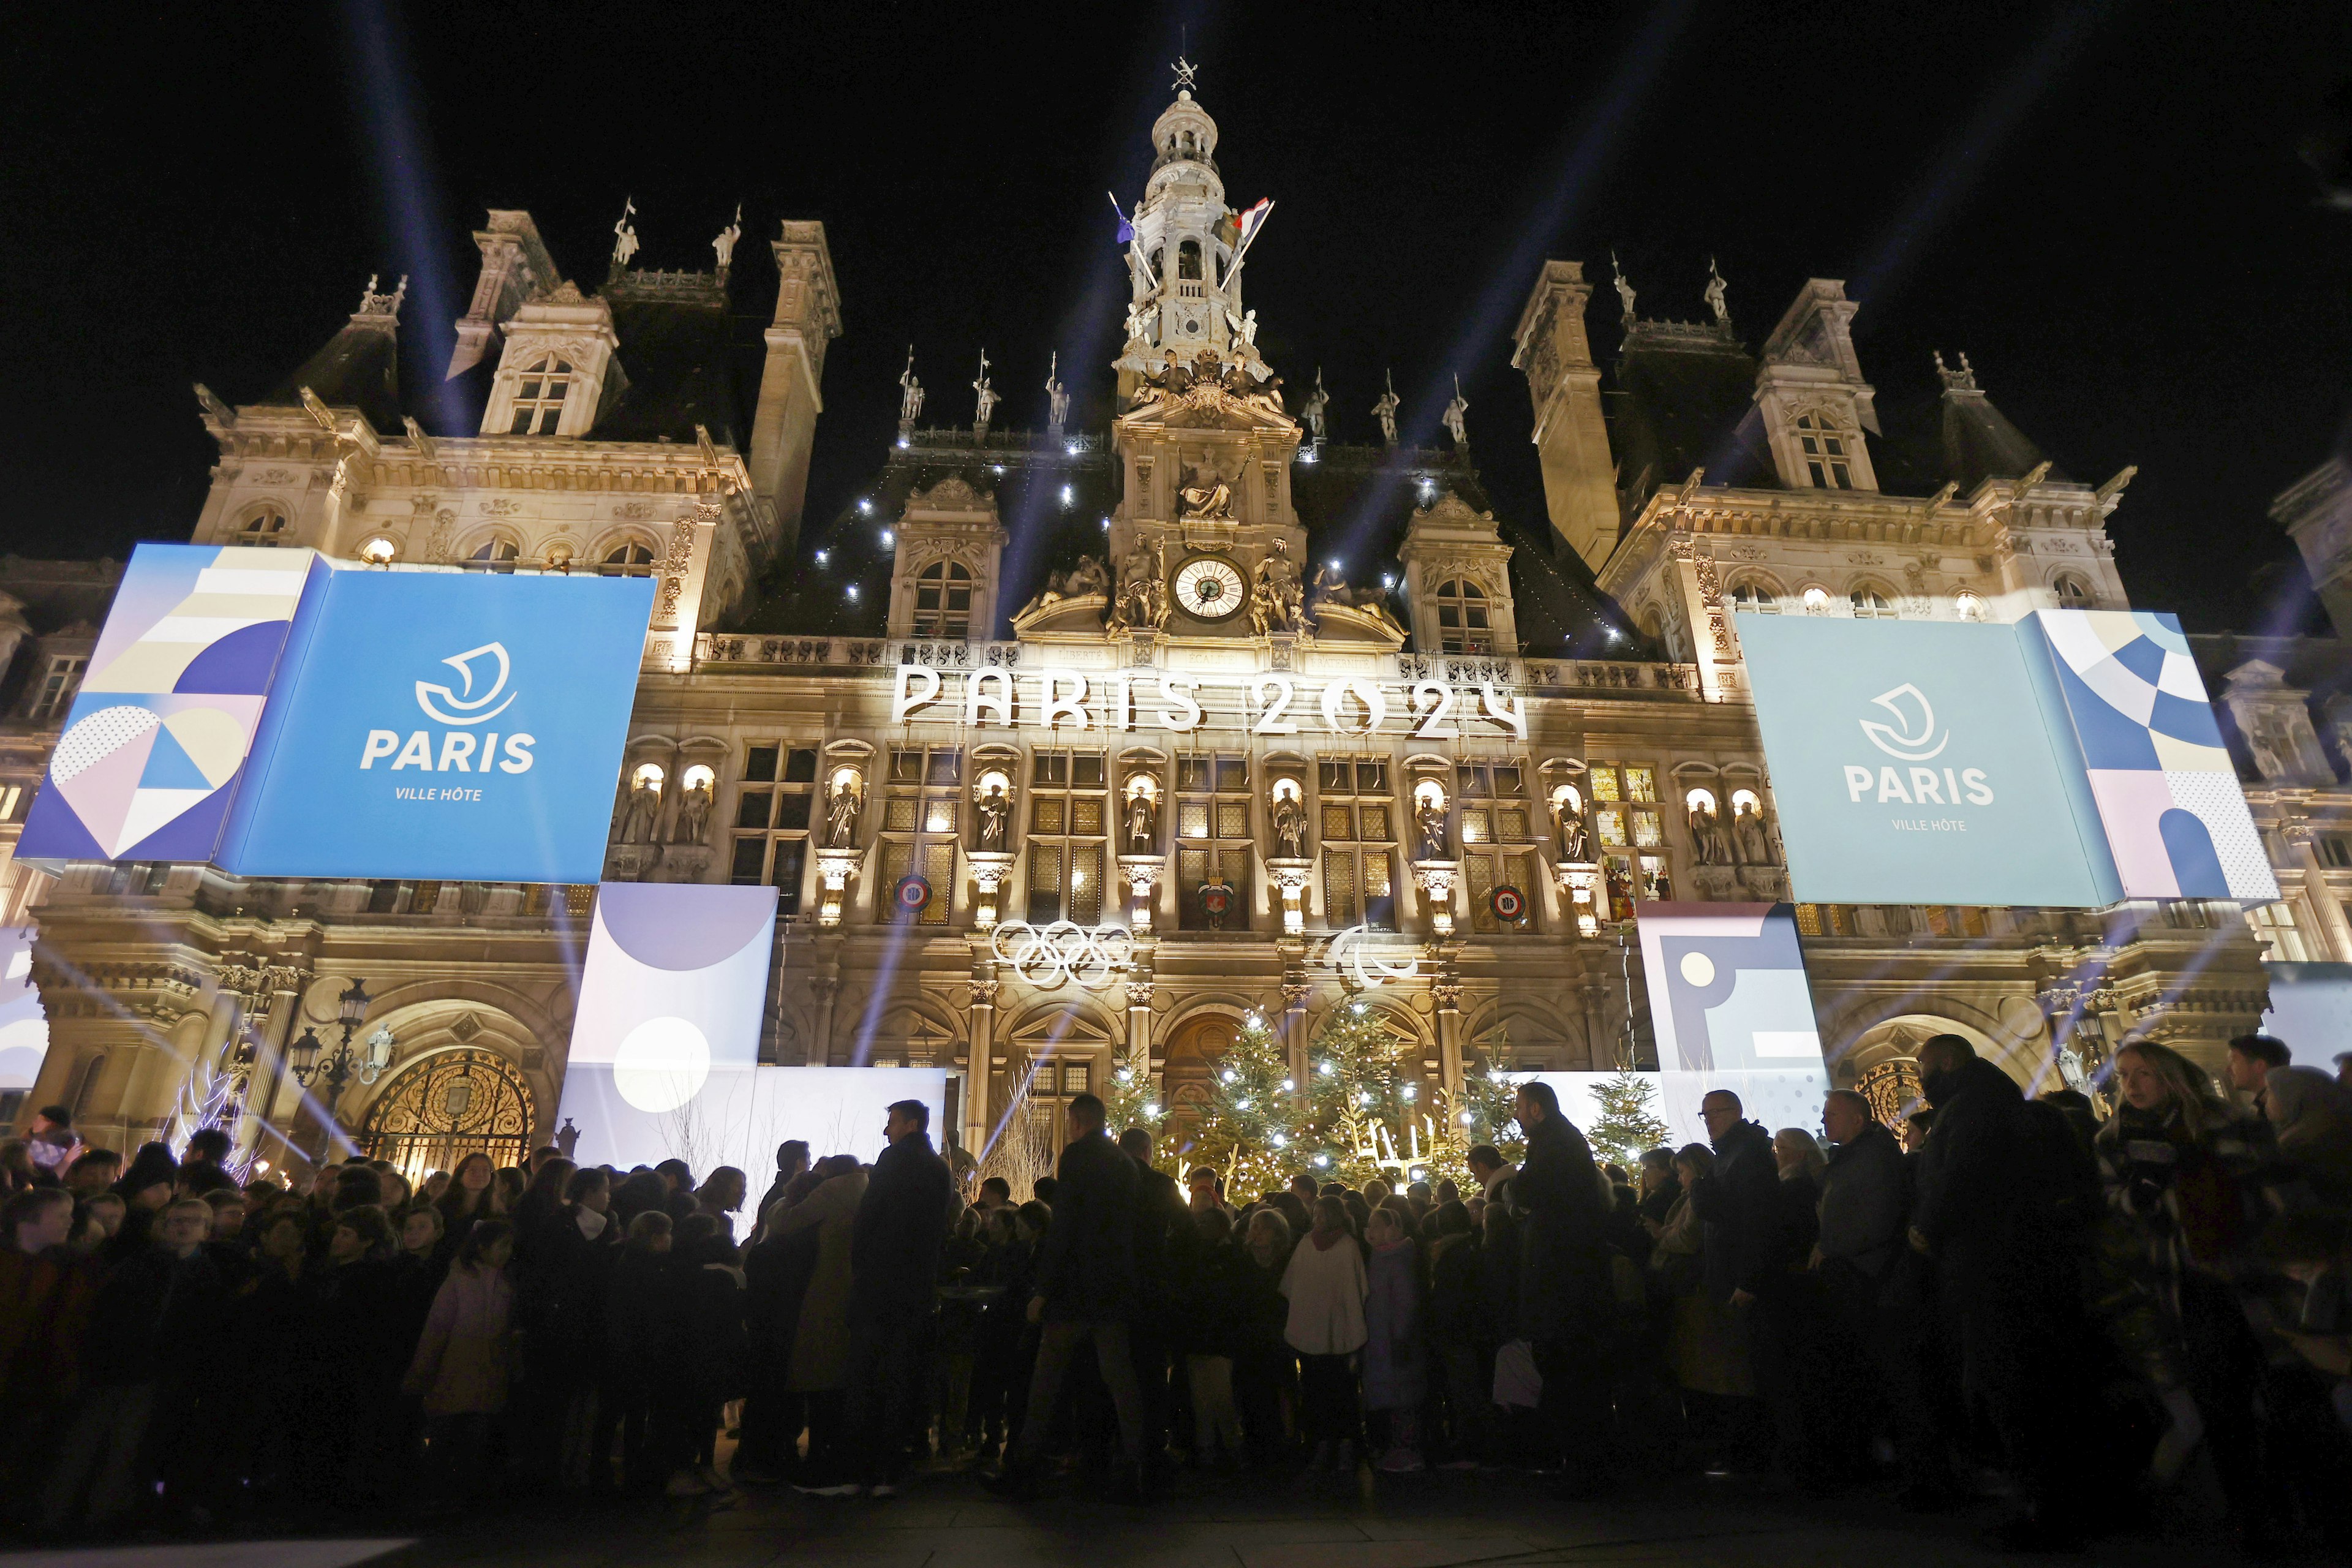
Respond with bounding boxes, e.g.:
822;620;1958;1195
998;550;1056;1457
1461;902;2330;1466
1125;967;1155;1077
1552;860;1602;938
252;963;316;1164
807;974;842;1066
2285;826;2352;961
963;974;999;1155
1118;857;1163;933
1412;861;1461;937
813;848;861;928
1282;963;1310;1091
1265;859;1312;936
968;851;1016;931
1432;968;1464;1093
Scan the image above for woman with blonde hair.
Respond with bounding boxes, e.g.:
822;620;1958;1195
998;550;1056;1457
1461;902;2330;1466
2094;1036;2294;1547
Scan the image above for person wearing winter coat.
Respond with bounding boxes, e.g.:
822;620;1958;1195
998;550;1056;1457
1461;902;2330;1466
1179;1207;1255;1466
404;1217;516;1504
780;1156;867;1489
1362;1205;1428;1471
1510;1080;1614;1489
666;1213;746;1496
845;1100;952;1495
600;1211;678;1492
1281;1194;1368;1471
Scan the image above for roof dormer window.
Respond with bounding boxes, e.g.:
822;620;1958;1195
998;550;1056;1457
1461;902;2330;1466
1436;578;1490;654
1795;413;1853;489
913;560;973;639
509;355;573;435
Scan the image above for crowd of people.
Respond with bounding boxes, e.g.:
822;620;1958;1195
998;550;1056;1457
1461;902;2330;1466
4;1029;2351;1555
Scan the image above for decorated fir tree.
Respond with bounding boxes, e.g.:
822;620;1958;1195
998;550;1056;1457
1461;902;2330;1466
1300;998;1428;1186
1585;1066;1670;1169
1432;1061;1525;1183
1104;1057;1166;1150
1187;1009;1300;1196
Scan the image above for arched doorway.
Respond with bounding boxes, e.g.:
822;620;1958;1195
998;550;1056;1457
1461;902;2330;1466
1161;1011;1242;1122
357;1048;534;1184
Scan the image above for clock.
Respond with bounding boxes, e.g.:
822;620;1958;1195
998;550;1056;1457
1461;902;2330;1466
1173;554;1246;620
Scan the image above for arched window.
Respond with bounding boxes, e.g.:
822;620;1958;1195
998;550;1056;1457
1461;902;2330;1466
468;539;520;575
1795;412;1854;488
1177;240;1202;281
1954;591;1988;622
913;560;973;639
508;355;573;435
1850;584;1898;619
602;542;654;577
1435;578;1490;654
1800;586;1831;615
2052;573;2094;609
1727;579;1779;614
241;507;290;546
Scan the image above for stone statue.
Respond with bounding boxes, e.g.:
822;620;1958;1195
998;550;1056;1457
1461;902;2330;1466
1688;801;1730;865
1271;791;1307;859
1611;249;1635;324
713;203;742;271
1557;804;1589;863
1223;306;1259;349
974;781;1010;851
1250;539;1303;634
1371;371;1401;447
612;197;640;270
673;777;713;845
1300;368;1329;440
971;351;997;429
897;348;924;425
1044;351;1069;430
1704;255;1729;326
1733;798;1773;865
1414;794;1449;861
1062;554;1110;600
620;774;661;844
1310;564;1355;611
2246;714;2287;780
1178;467;1234;521
824;776;862;849
1112;540;1167;630
1441;374;1469;450
1125;299;1153;342
1125;789;1156;853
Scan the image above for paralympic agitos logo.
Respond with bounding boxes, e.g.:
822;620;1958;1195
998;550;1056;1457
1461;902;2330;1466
1841;683;1990;807
358;642;537;774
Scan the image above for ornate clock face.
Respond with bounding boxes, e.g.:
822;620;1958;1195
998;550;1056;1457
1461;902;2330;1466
1173;555;1246;620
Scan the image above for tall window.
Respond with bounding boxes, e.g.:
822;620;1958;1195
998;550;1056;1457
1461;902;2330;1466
241;507;291;546
2245;901;2313;962
728;744;818;918
1795;412;1853;488
509;355;573;435
1589;762;1668;916
1177;754;1253;931
878;746;962;926
27;655;85;721
1317;756;1395;930
1850;585;1898;619
913;561;973;638
2052;573;2094;609
1177;240;1202;281
602;543;654;577
1727;579;1779;614
468;540;520;575
1434;579;1491;654
1458;760;1537;933
1027;749;1107;925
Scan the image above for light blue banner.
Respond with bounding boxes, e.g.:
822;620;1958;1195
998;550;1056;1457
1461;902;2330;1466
1738;615;2113;906
216;568;654;882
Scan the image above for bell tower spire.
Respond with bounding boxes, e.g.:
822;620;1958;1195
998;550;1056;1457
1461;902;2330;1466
1116;65;1266;394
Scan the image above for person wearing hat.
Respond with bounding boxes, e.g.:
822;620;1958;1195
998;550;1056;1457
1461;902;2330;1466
104;1144;178;1264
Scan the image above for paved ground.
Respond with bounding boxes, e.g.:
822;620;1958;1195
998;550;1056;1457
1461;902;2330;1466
14;1462;2314;1568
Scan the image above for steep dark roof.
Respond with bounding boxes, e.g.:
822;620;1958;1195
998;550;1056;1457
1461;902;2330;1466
1940;385;2060;491
1607;323;1769;494
265;317;402;431
593;291;747;447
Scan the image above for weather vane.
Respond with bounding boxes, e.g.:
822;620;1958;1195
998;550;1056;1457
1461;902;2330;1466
1172;50;1198;93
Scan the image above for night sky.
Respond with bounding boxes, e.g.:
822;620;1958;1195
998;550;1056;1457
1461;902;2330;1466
7;2;2349;635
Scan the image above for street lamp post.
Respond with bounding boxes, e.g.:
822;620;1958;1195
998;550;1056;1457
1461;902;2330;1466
285;978;394;1137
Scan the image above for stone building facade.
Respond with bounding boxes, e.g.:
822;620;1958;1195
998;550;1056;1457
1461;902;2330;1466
13;85;2348;1172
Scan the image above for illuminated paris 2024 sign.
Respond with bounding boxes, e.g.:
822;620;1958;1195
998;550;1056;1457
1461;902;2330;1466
889;664;1529;738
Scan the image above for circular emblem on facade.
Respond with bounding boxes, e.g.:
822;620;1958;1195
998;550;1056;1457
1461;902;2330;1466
892;875;933;914
1173;555;1246;620
1490;884;1526;922
1197;881;1233;918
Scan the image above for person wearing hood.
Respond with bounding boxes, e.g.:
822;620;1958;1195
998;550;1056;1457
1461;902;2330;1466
2262;1064;2352;1207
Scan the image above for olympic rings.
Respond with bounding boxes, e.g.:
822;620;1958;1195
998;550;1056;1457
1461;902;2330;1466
987;919;1135;989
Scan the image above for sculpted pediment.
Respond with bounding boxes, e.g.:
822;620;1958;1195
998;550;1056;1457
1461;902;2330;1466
1120;350;1297;434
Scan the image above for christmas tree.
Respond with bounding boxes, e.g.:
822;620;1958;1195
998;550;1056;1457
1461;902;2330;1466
1188;1009;1301;1197
1585;1066;1670;1170
1431;1062;1524;1184
1104;1058;1166;1152
1301;998;1431;1187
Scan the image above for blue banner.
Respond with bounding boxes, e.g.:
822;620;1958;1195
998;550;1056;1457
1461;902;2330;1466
214;568;654;882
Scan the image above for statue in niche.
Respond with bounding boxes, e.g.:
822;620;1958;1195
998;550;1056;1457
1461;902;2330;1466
1687;799;1731;866
619;774;662;844
1300;368;1330;440
2245;712;2288;780
1124;787;1156;853
1178;465;1234;521
673;777;713;845
1557;805;1589;864
1414;793;1450;861
1112;540;1167;631
1271;788;1307;859
824;775;864;849
974;780;1011;852
1250;539;1303;635
1733;797;1774;865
